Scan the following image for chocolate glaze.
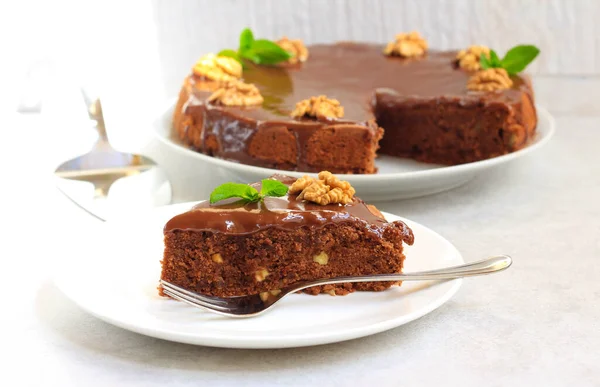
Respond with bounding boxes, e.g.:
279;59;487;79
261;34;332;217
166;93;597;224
184;95;377;171
178;43;534;169
164;175;411;240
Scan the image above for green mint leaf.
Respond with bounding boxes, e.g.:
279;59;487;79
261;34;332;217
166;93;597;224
489;50;502;67
234;28;291;66
217;49;242;64
247;39;292;65
209;182;259;204
239;49;262;64
480;53;491;70
480;50;502;70
259;179;289;198
239;28;255;52
500;45;540;75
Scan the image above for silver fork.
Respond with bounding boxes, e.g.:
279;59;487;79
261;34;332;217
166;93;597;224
160;254;512;318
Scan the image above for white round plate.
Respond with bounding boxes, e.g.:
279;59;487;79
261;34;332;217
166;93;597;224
54;203;463;349
153;102;554;201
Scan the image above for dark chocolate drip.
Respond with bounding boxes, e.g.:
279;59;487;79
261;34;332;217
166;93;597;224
164;175;390;236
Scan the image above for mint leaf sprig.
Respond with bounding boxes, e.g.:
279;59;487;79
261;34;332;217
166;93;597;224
218;28;293;66
209;179;289;204
480;44;540;75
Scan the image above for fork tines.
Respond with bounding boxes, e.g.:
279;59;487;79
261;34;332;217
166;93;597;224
160;280;231;313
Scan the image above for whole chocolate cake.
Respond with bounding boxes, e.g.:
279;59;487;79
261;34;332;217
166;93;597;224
173;33;537;173
160;173;414;297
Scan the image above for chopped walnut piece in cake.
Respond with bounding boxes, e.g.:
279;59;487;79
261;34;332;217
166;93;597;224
313;251;329;265
383;31;428;58
207;80;264;106
192;53;243;82
456;45;490;72
467;68;513;91
276;37;309;64
259;289;282;302
211;253;224;263
290;95;344;119
290;171;355;205
259;292;269;302
254;268;270;282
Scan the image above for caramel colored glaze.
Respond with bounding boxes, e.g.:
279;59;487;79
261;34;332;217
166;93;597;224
176;42;535;169
164;175;414;242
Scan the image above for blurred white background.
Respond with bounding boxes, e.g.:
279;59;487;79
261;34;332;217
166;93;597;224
1;0;599;196
3;0;599;149
4;0;600;107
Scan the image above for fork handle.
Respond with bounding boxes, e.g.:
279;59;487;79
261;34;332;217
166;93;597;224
396;254;512;280
295;255;512;290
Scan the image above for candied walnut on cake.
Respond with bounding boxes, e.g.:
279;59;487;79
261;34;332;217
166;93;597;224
208;80;264;106
290;171;356;205
290;95;344;119
276;37;309;64
456;45;491;72
467;68;513;91
192;53;242;82
383;31;428;58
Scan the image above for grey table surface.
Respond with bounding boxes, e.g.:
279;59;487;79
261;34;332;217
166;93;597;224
2;108;599;386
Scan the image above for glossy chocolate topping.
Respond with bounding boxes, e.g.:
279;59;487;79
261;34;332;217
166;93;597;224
164;175;402;238
180;43;531;168
188;43;530;122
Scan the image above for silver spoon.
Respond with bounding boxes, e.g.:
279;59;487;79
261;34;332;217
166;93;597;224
54;94;172;221
160;255;512;318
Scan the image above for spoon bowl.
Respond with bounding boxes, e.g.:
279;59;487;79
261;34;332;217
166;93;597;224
54;98;172;220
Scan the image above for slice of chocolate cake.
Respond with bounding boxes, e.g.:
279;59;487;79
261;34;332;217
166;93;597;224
160;173;414;297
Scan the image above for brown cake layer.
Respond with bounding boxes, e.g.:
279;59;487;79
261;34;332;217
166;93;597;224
160;175;414;297
174;42;537;171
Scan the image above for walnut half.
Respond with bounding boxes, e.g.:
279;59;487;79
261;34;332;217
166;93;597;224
467;68;513;91
288;175;314;194
192;53;242;82
383;31;428;58
289;171;355;205
277;37;309;64
207;80;264;106
456;45;490;72
290;95;344;120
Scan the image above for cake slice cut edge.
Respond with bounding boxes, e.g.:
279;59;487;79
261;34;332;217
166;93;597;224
160;174;414;298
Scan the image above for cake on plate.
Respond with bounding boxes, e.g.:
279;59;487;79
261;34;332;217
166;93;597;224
173;30;539;173
160;172;414;297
